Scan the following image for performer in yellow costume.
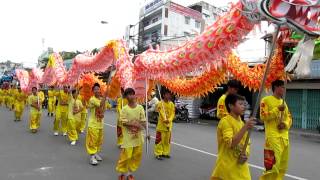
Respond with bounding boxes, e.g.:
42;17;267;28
6;86;12;109
260;80;292;180
53;86;70;136
211;94;255;180
79;94;88;133
0;86;4;106
116;88;146;180
217;80;240;119
6;88;11;109
28;87;44;133
38;87;45;108
85;83;111;165
47;86;56;117
9;85;17;111
67;89;84;146
116;88;128;148
154;89;175;160
3;88;9;108
14;87;28;121
1;85;7;107
0;85;6;107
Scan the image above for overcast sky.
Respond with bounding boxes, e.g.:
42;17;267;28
0;0;237;67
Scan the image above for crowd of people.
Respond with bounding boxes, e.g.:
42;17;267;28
0;82;176;180
0;78;292;180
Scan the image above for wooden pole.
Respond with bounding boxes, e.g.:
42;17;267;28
145;77;149;154
279;73;288;123
240;25;281;156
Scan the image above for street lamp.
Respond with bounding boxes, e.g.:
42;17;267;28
100;20;108;24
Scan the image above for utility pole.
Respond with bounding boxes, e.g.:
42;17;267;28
41;38;45;52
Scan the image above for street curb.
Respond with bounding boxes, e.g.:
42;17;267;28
290;131;320;140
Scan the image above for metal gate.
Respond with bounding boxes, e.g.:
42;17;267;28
286;89;320;130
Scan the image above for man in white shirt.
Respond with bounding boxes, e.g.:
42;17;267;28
148;92;159;113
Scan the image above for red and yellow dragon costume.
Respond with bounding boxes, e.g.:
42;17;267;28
15;0;319;98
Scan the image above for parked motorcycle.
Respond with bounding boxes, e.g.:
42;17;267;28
148;111;159;124
199;105;217;120
174;104;190;123
142;104;159;124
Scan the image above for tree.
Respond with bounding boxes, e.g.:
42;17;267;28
91;48;100;55
60;51;82;60
38;47;54;69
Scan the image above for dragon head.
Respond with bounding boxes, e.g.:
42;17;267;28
259;0;320;36
240;0;319;36
240;0;319;77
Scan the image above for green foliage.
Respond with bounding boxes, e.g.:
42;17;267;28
60;51;81;60
91;48;100;55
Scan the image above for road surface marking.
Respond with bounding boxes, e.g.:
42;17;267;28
104;123;308;180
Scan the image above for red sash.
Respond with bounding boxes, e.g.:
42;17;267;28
264;149;276;170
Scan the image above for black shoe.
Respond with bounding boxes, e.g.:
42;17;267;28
48;113;50;116
31;129;37;133
162;155;171;159
51;113;54;117
155;156;163;160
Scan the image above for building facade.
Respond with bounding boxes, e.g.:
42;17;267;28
188;1;227;28
138;0;218;52
0;60;23;85
285;56;320;130
0;61;23;77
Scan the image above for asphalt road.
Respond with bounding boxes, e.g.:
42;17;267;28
0;106;319;180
